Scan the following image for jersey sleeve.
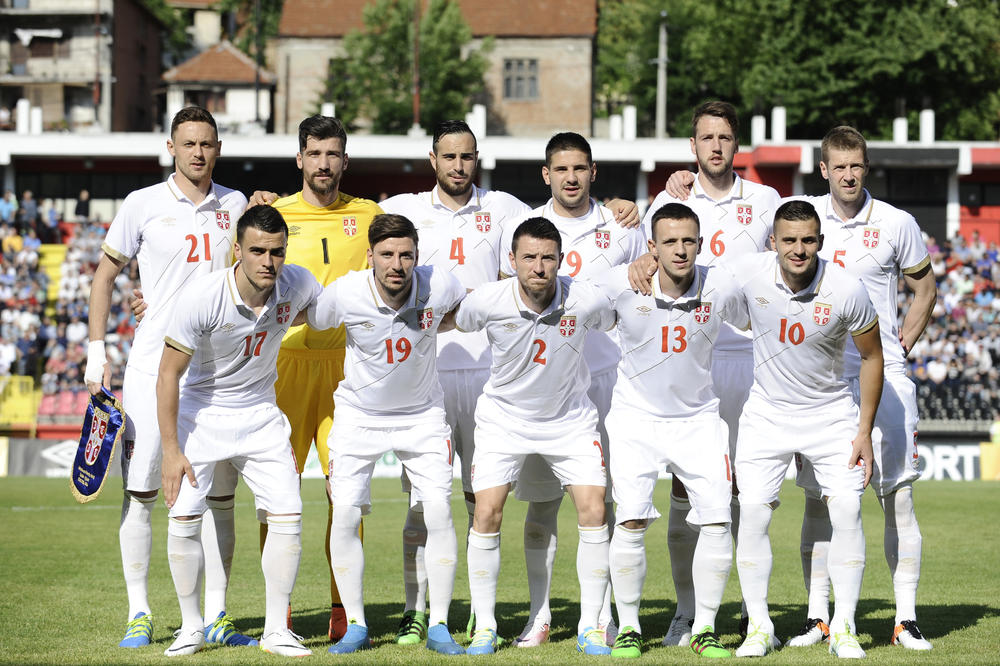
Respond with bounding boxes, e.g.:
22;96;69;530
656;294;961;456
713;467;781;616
102;191;143;262
842;278;879;336
306;276;344;331
288;264;323;313
453;286;489;333
705;265;750;330
623;225;647;263
895;211;931;274
588;264;629;308
440;270;467;312
163;281;209;355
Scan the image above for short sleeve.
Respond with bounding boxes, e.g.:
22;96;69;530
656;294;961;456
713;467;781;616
306;277;344;331
623;226;647;263
454;287;489;333
441;271;467;311
705;265;749;330
163;281;208;355
102;191;143;262
895;212;931;274
843;278;879;336
589;264;629;308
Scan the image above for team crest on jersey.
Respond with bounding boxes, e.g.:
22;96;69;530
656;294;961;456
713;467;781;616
736;204;753;225
419;308;434;330
84;409;110;465
343;216;358;237
559;315;577;337
813;302;832;326
862;226;880;248
276;302;291;325
216;210;231;230
475;212;491;233
694;302;712;324
595;230;611;249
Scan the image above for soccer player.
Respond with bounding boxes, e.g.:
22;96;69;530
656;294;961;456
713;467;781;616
785;127;937;651
84;106;253;648
308;214;466;655
454;217;616;656
633;101;780;645
379;121;640;644
728;200;883;659
157;205;320;657
378;120;530;643
254;115;383;641
599;203;746;659
497;132;646;647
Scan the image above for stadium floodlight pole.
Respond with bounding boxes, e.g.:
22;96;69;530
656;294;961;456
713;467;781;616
653;10;668;138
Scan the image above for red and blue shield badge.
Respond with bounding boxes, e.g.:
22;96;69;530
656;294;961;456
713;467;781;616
559;315;577;337
71;387;126;503
475;212;491;233
419;308;434;330
595;230;611;249
694;302;712;324
276;302;291;325
216;209;230;230
862;227;880;249
736;204;752;225
343;216;358;237
813;302;832;326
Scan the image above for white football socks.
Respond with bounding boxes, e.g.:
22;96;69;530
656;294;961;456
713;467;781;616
167;516;204;632
692;523;732;632
120;493;155;620
800;493;832;622
467;529;500;631
523;498;560;627
262;515;302;635
577;524;610;634
826;494;865;634
330;504;366;627
667;494;698;619
736;501;774;633
202;497;235;622
422;501;458;627
402;506;428;613
882;486;922;625
609;524;647;632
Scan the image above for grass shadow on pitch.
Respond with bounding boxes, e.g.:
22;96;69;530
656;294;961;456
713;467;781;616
853;599;997;645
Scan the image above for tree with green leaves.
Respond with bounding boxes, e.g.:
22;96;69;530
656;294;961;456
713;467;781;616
320;0;492;134
216;0;284;61
595;0;1000;141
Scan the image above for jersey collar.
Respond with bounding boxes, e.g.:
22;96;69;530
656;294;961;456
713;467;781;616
166;173;220;208
368;268;422;313
692;173;743;204
652;264;704;305
429;184;482;212
226;262;283;318
511;275;565;318
821;190;874;225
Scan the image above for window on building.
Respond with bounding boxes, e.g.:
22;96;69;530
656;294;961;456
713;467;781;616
503;59;538;100
186;90;226;114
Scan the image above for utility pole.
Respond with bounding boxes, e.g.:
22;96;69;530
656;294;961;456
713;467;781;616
654;10;668;138
411;0;421;132
254;0;261;124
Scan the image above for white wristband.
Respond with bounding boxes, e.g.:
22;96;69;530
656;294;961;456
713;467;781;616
84;339;108;385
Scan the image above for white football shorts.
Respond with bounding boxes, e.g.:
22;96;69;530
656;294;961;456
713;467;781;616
711;349;753;459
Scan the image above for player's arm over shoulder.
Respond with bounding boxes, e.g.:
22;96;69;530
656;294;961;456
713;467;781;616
283;264;323;326
704;263;750;330
304;269;356;331
452;280;502;333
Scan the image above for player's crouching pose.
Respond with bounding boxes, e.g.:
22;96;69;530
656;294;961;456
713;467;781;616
598;204;746;659
728;201;883;659
308;214;467;656
157;206;321;657
454;218;616;656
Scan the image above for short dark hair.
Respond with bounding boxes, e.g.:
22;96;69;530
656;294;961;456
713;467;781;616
691;101;738;138
544;132;592;166
298;115;347;151
512;217;562;255
821;125;868;165
432;120;476;153
170;106;218;140
237;205;288;242
773;200;821;235
369;213;419;248
650;203;700;239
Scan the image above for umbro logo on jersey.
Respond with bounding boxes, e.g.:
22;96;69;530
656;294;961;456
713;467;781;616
502;323;519;332
755;297;769;307
559;315;577;337
288;225;301;236
635;305;652;316
595;230;611;249
862;226;880;248
216;209;231;230
360;321;375;329
220;323;236;332
161;217;177;226
736;204;753;225
475;212;491;233
343;216;358;237
813;302;832;326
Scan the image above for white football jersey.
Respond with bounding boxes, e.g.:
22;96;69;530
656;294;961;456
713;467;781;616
728;253;878;412
501;199;646;373
380;184;530;370
642;174;780;353
165;263;321;409
307;265;466;425
455;276;614;423
794;191;930;376
103;174;248;375
597;263;748;420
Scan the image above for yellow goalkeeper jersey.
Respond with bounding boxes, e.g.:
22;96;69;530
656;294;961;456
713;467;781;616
274;190;381;350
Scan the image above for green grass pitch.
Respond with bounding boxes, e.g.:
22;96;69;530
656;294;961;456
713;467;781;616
1;477;998;664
